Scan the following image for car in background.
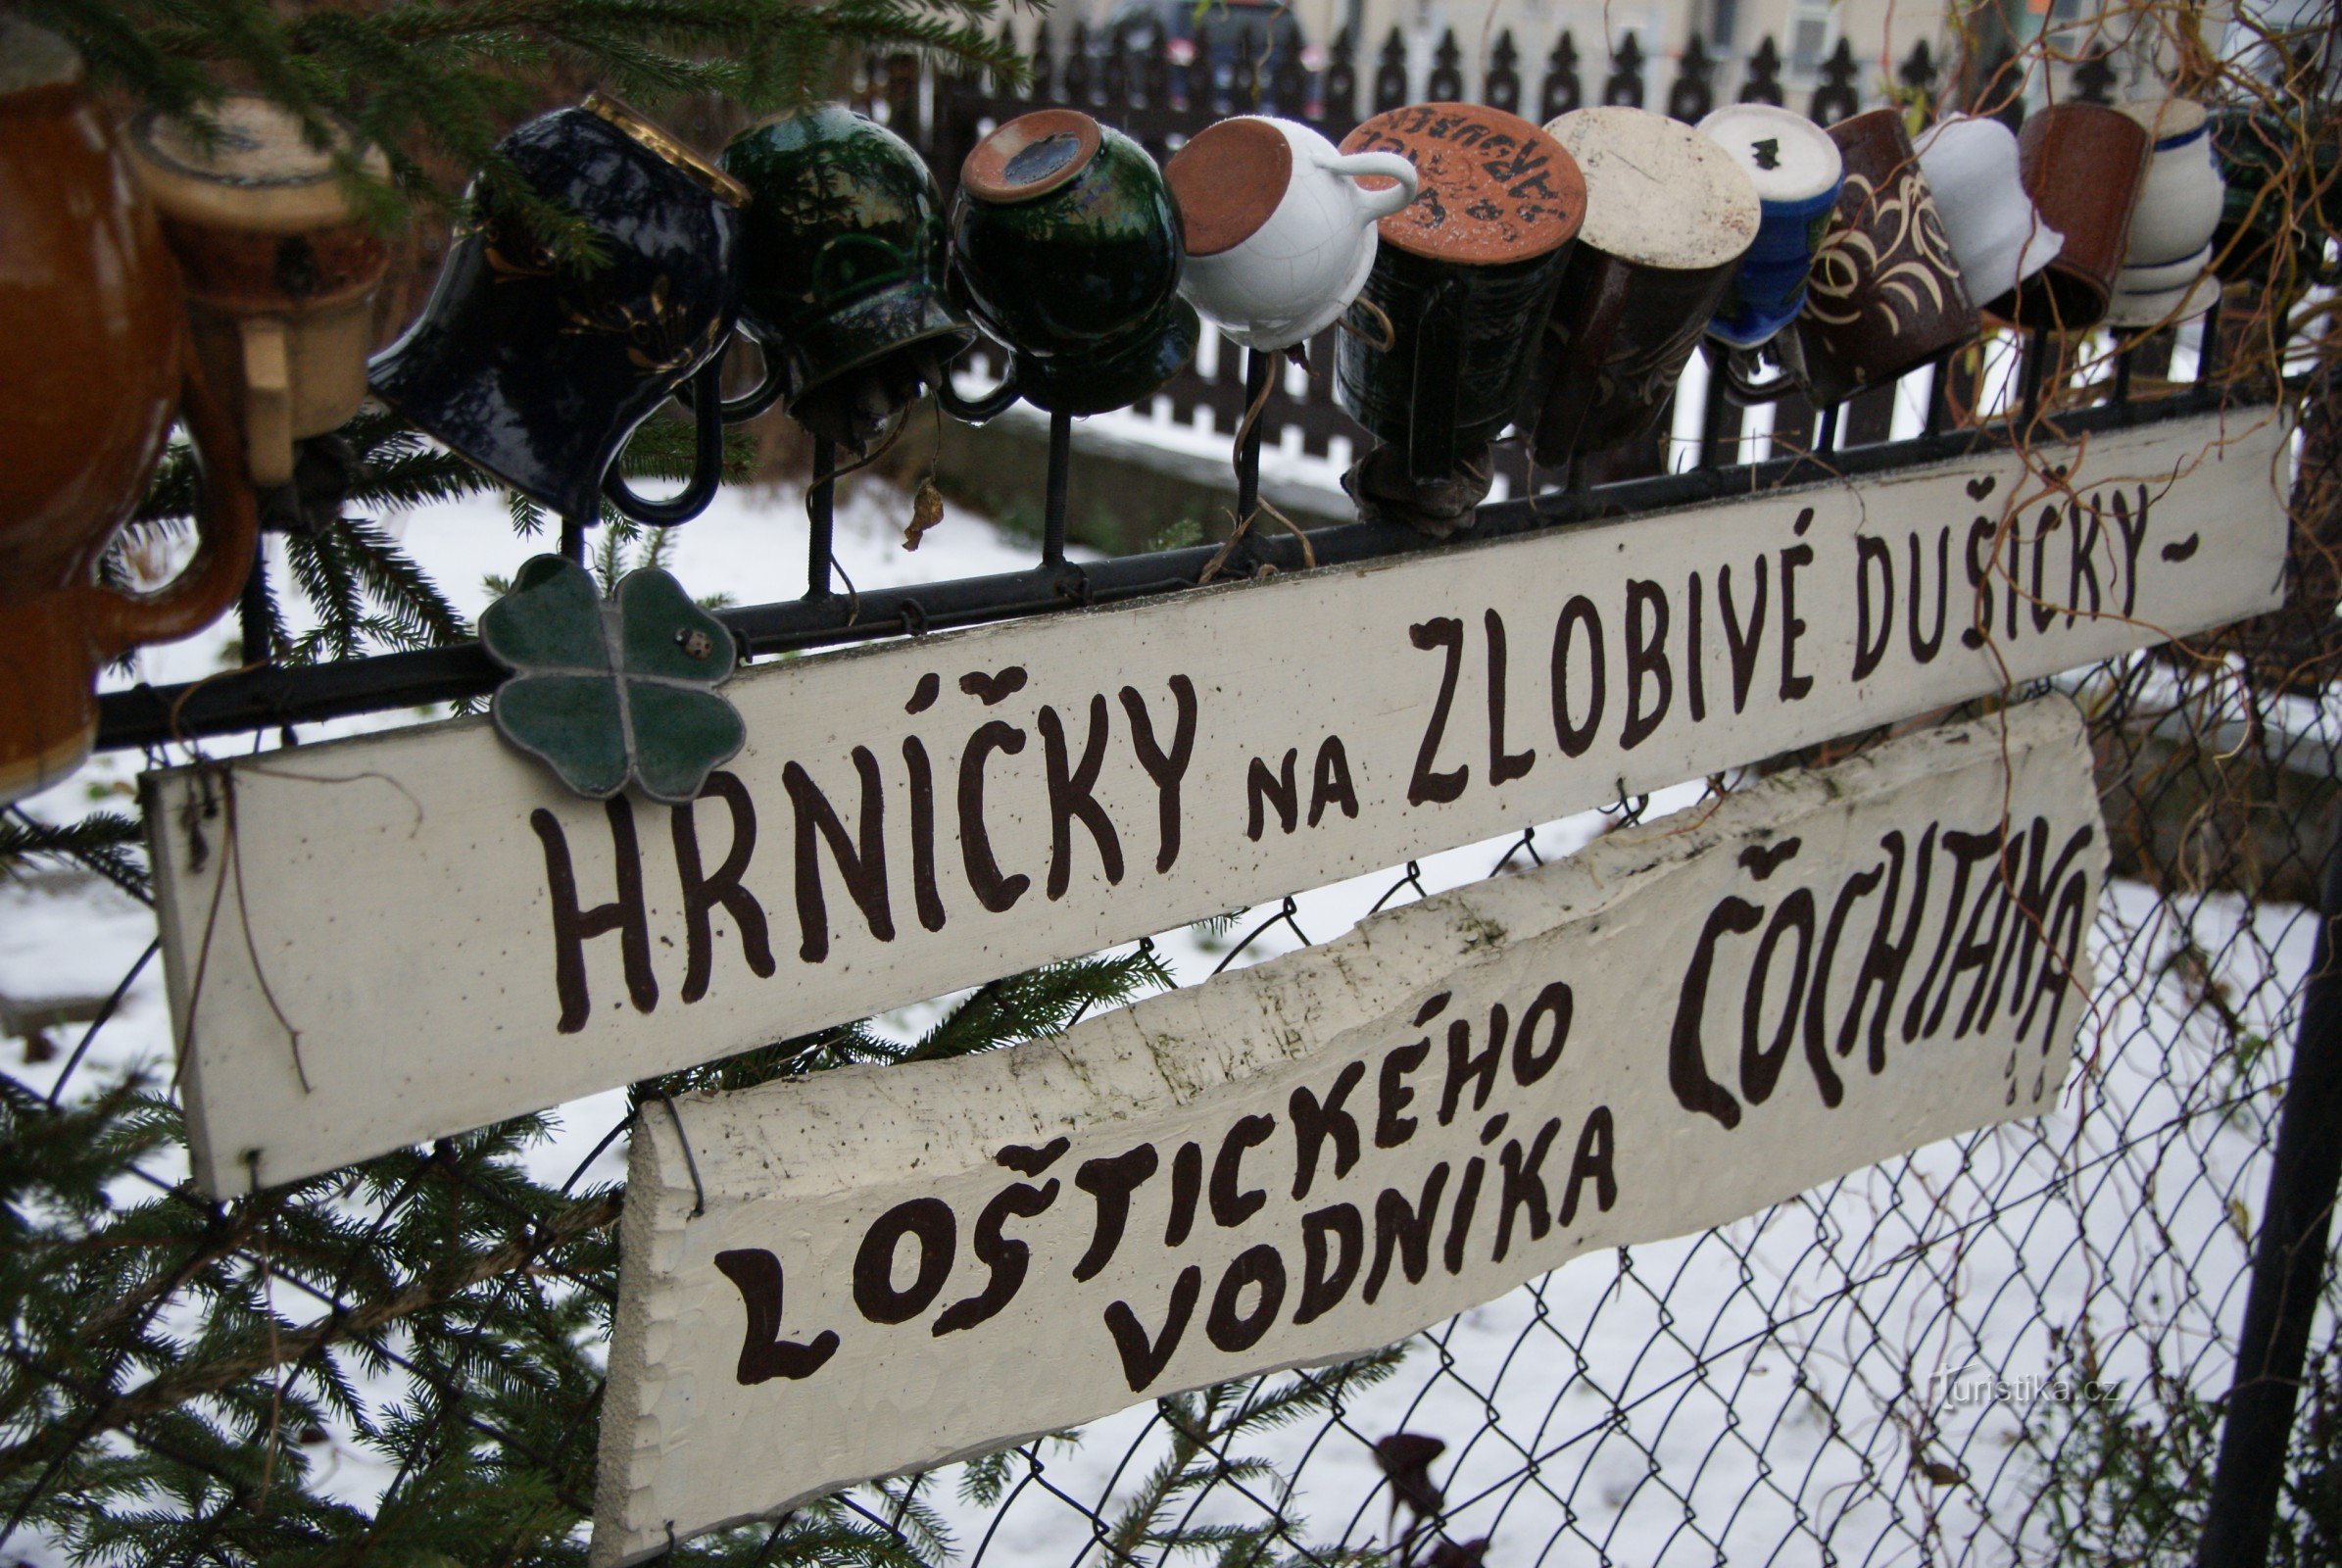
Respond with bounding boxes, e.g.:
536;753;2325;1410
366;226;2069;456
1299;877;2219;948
1102;0;1325;108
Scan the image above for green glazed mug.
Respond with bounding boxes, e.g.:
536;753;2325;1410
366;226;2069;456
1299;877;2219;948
947;109;1199;417
2209;108;2341;298
719;106;976;452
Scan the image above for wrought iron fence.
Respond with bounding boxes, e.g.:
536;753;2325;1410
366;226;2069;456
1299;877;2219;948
6;22;2339;1568
849;19;2136;502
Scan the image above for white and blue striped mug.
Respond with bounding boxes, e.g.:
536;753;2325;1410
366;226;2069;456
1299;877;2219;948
1697;103;1845;350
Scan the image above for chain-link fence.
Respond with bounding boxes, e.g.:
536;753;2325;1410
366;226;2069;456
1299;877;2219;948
7;642;2334;1567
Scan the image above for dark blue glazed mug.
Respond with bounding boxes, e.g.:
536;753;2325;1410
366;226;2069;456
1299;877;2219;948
1697;104;1843;350
369;94;747;526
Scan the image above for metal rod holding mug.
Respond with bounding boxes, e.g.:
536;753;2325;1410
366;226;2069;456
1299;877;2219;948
1043;411;1072;567
806;438;836;601
1237;348;1270;524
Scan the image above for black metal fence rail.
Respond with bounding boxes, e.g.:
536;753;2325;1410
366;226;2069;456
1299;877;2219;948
86;15;2187;758
94;370;2229;751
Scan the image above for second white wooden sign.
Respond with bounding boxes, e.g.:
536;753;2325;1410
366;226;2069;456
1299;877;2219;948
592;699;2106;1563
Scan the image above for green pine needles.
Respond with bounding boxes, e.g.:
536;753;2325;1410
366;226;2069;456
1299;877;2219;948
0;938;1361;1564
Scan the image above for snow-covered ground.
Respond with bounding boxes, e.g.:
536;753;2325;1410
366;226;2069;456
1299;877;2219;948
1;457;2318;1565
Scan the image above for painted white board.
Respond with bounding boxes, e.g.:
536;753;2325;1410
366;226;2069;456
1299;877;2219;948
143;410;2283;1194
591;699;2107;1563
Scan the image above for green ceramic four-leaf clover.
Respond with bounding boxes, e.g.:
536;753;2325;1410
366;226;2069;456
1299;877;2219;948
479;554;746;805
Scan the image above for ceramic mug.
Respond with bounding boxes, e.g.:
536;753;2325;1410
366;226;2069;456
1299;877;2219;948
2100;97;2224;330
1696;103;1844;349
126;95;391;489
2120;99;2224;269
369;93;747;526
1166;115;1418;352
720;106;976;452
1741;107;1977;406
1912;115;2064;309
1334;102;1586;511
1522;106;1759;466
0;19;259;804
949;109;1198;417
2002;102;2150;329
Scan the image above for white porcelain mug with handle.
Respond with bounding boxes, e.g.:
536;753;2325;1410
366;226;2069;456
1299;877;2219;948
1167;116;1419;352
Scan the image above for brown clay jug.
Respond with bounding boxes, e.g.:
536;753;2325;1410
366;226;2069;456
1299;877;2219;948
0;18;258;804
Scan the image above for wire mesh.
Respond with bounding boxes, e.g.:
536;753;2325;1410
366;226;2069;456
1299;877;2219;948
6;648;2334;1567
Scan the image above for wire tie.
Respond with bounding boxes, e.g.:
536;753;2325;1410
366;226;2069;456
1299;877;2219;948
652;1092;707;1218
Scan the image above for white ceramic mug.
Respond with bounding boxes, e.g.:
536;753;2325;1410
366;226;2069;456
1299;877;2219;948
1914;115;2064;308
1167;115;1418;352
2119;97;2224;269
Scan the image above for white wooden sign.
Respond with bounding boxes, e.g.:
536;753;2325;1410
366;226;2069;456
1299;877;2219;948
591;700;2106;1563
144;410;2282;1194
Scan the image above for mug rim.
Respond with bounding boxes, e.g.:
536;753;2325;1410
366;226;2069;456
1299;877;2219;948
1549;105;1755;270
961;109;1106;205
585;93;750;208
1349;102;1586;265
1696;102;1845;207
1166;116;1297;258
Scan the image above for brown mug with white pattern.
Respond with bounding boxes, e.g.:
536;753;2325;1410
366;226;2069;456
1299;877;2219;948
1770;109;1978;406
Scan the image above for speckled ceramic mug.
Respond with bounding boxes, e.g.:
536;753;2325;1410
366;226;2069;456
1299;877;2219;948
949;109;1198;416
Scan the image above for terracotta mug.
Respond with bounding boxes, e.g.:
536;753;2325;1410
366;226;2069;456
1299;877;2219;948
1696;103;1844;350
1523;106;1759;466
1913;116;2065;309
1167;115;1419;352
949;109;1198;416
0;20;259;803
1737;107;1978;406
2002;102;2150;329
2104;97;2224;329
1333;103;1586;505
126;95;391;489
370;94;747;526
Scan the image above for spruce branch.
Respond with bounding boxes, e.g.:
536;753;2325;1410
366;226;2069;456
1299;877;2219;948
0;810;151;905
0;1187;623;1483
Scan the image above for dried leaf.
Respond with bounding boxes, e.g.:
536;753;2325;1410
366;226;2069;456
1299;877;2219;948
903;478;946;552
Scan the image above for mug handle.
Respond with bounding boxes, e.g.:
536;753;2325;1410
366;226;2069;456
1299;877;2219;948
675;326;791;424
935;361;1023;424
604;350;729;526
1318;150;1419;222
84;351;261;659
1721;332;1807;406
239;317;297;488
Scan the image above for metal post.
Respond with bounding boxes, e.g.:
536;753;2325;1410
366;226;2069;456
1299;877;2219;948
2198;838;2342;1567
1700;348;1733;470
1042;411;1072;566
1236;348;1271;523
1814;404;1840;458
2019;325;2051;427
806;438;836;600
559;513;587;564
237;536;271;666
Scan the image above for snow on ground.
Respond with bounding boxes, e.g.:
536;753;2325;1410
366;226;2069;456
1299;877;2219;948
0;462;2318;1564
